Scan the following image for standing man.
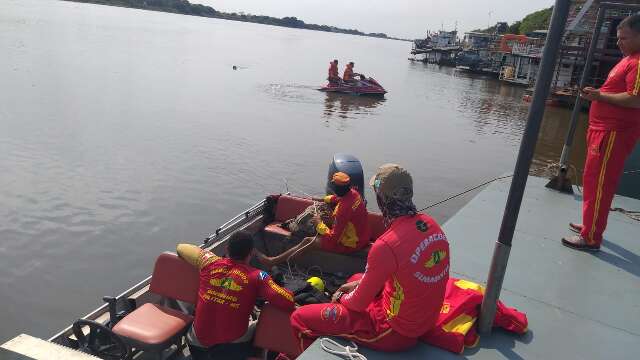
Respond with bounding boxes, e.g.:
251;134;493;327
563;14;640;251
177;231;295;359
290;164;450;353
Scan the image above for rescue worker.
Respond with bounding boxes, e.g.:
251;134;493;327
177;231;295;360
343;62;358;82
257;172;370;266
290;164;450;352
328;59;340;83
563;14;640;251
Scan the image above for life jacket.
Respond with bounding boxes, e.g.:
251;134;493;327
328;63;339;79
420;277;528;354
343;66;354;81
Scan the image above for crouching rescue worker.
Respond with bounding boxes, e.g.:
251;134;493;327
290;164;450;352
177;231;295;360
258;172;370;266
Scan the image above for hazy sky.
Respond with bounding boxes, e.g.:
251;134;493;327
194;0;556;38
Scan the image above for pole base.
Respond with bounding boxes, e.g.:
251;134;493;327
545;168;574;194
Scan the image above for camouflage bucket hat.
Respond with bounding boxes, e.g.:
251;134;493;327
369;164;413;201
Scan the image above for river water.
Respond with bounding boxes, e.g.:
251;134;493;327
0;0;599;342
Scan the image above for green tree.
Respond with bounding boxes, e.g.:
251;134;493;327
508;21;522;34
518;7;552;34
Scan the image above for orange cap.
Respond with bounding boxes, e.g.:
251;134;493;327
332;172;351;186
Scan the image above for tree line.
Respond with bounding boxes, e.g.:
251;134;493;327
65;0;389;39
474;7;553;35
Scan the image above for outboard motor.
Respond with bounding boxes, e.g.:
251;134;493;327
326;154;365;200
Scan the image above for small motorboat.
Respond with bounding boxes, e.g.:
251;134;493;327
319;76;387;96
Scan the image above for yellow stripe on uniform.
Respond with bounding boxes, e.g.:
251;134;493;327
589;131;616;244
633;58;640;95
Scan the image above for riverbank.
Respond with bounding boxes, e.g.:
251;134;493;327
61;0;406;40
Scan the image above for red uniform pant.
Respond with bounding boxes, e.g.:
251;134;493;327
581;128;638;246
290;303;417;354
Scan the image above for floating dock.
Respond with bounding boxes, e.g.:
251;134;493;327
299;176;640;359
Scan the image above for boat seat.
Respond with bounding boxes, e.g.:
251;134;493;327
112;252;199;360
264;222;293;238
252;304;300;359
112;303;193;345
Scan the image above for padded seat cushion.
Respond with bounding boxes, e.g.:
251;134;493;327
264;222;292;237
274;195;313;222
113;303;193;345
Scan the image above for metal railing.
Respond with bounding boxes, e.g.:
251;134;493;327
48;197;268;343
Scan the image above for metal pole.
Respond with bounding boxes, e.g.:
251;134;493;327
478;0;570;334
546;6;606;193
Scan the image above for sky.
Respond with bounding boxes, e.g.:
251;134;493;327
193;0;556;39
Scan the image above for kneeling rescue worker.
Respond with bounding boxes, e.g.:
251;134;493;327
177;231;294;360
258;172;370;266
290;164;450;352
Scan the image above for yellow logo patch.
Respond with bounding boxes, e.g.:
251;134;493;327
441;302;451;314
424;250;447;269
210;277;243;291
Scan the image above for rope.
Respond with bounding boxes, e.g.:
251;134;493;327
285;235;318;281
282;165;638;221
418;175;514;212
611;207;640;222
319;338;367;360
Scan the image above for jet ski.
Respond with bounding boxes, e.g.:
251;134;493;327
319;75;387;96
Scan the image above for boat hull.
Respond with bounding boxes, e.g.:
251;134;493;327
319;77;387;96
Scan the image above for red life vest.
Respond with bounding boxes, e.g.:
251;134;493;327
343;66;354;81
328;63;339;79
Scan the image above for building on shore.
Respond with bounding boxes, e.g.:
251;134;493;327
411;30;461;66
455;32;498;73
409;0;640;108
497;35;545;86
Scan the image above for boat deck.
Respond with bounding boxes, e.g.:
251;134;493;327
299;176;640;360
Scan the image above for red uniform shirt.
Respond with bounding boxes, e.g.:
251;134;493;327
340;214;450;337
193;255;294;347
589;53;640;134
317;189;371;252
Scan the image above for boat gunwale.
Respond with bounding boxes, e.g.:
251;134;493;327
48;197;270;344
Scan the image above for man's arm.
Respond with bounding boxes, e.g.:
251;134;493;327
176;243;219;270
316;196;350;244
340;241;396;312
256;271;295;311
584;90;640;108
582;61;640;108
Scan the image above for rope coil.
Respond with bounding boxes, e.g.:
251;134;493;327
319;337;367;360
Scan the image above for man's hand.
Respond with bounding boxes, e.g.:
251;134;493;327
311;215;322;227
581;87;601;102
331;280;360;302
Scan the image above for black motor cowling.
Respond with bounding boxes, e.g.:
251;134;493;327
326;154;365;200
